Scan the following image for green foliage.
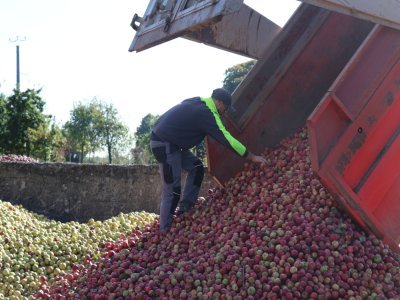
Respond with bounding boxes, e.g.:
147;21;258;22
194;139;206;160
132;114;159;164
63;100;101;162
0;89;66;161
63;98;131;164
96;102;131;164
28;119;66;162
222;60;256;93
0;89;51;156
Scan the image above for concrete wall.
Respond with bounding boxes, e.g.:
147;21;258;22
0;162;217;222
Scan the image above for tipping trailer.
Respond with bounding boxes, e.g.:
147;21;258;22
129;0;400;253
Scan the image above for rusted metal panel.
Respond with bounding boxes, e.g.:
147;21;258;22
184;4;281;59
206;4;374;185
129;0;280;59
308;25;400;252
301;0;400;30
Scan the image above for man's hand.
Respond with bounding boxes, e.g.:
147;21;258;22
247;152;267;164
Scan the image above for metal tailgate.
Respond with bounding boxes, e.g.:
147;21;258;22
308;25;400;253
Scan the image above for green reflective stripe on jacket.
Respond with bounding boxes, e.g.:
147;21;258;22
201;97;247;156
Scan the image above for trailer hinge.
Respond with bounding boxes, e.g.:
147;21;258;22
131;13;144;31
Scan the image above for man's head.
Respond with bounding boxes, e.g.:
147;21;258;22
211;88;234;115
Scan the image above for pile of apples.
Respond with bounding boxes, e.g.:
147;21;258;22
39;128;400;299
0;154;38;163
0;201;157;299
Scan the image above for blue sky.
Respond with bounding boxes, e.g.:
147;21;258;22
0;0;300;134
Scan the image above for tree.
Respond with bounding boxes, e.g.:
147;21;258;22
2;89;50;156
63;100;102;162
28;119;66;162
96;102;131;164
222;60;256;93
132;114;159;164
63;99;132;164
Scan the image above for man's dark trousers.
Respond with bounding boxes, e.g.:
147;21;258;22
150;139;204;230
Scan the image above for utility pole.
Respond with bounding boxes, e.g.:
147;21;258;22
9;36;27;91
